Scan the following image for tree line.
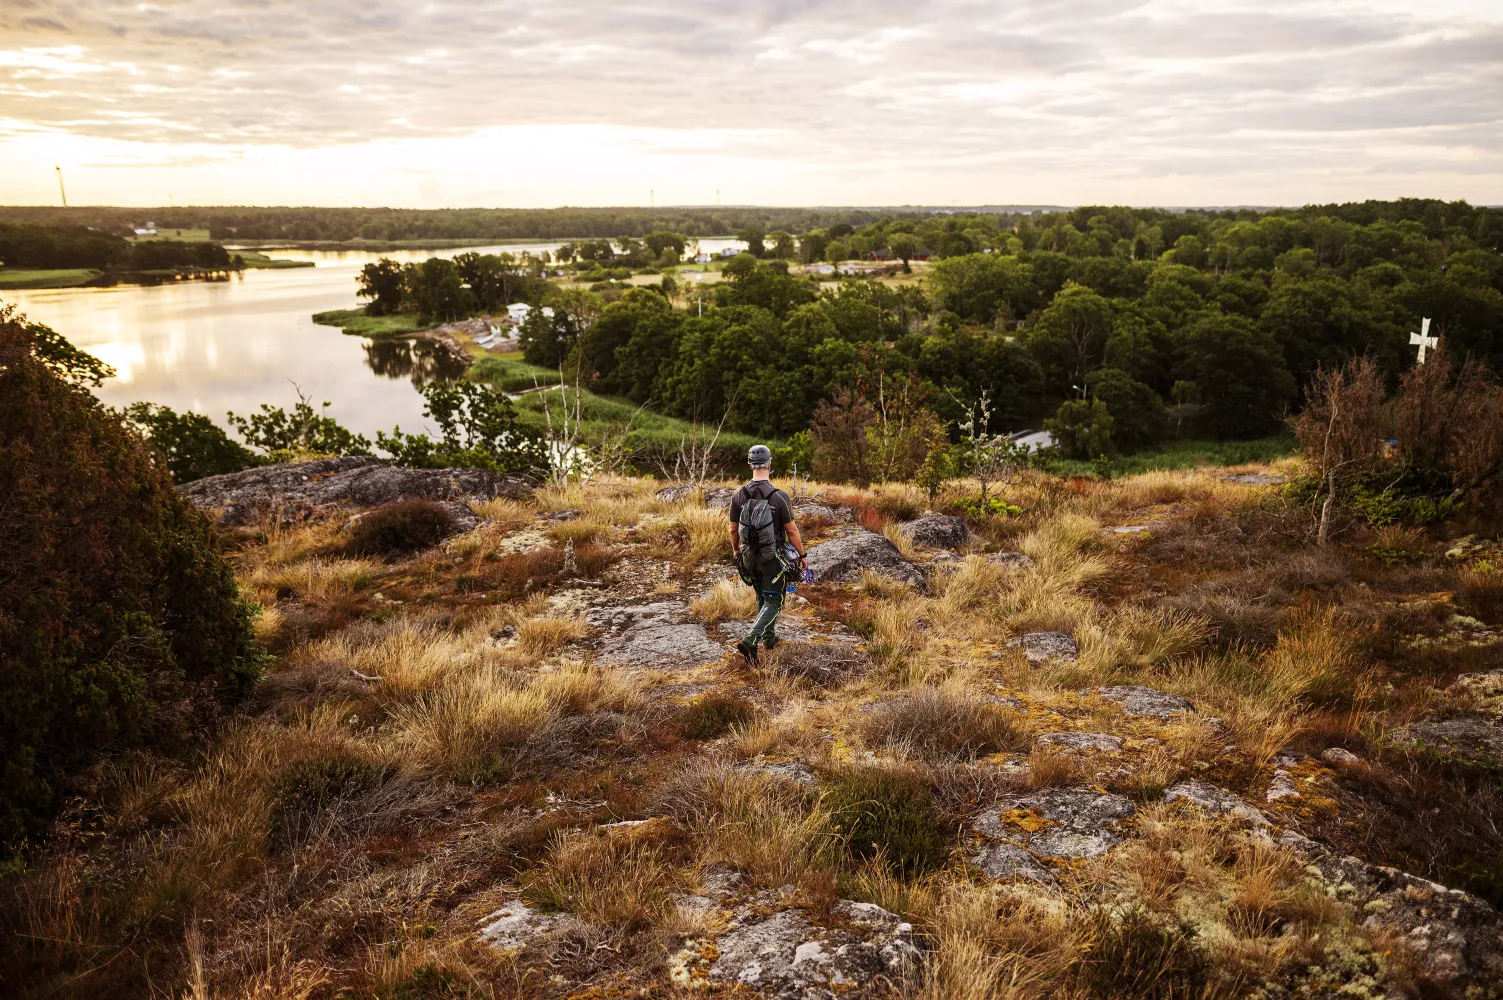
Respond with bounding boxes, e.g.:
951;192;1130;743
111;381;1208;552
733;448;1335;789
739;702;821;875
0;223;233;272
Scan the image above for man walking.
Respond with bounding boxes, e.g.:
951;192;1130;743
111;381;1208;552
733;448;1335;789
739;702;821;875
728;444;807;664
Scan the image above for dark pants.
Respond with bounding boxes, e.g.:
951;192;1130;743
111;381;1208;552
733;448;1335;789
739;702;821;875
746;558;785;647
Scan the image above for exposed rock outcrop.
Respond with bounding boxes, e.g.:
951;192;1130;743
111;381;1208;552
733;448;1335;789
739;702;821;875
673;895;920;997
1163;780;1268;825
968;786;1136;884
1281;832;1503;988
1093;684;1195;719
805;529;923;587
986;551;1036;571
478;900;577;952
1006;631;1078;663
1395;715;1503;766
899;513;969;549
1037;732;1124;753
586;601;725;667
180;456;529;525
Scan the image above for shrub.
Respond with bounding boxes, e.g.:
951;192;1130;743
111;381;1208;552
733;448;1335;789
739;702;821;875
347;500;456;556
122;401;262;482
1046;398;1115;460
268;752;387;848
824;765;950;877
1073;906;1211;1000
0;313;263;849
680;693;757;740
951;494;1021;519
856;688;1030;761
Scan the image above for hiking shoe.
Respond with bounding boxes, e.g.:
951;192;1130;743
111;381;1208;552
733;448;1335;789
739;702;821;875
735;638;759;665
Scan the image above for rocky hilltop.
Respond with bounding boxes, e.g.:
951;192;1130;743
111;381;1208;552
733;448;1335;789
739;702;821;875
27;460;1503;998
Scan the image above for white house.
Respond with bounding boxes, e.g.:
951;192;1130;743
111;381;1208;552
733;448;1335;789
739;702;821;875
505;303;555;325
693;252;712;264
1009;430;1055;452
718;247;740;259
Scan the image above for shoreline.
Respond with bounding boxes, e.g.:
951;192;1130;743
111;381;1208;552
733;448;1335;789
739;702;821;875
223;234;739;253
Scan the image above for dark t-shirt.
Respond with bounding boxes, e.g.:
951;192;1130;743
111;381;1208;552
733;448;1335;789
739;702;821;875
728;479;794;543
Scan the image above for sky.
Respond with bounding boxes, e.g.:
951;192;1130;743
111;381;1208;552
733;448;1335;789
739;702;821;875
2;0;1501;208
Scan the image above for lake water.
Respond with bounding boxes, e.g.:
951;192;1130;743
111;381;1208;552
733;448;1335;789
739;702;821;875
2;238;743;437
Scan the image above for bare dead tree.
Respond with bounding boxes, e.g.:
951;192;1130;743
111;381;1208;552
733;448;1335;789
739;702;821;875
1294;357;1389;545
655;392;737;487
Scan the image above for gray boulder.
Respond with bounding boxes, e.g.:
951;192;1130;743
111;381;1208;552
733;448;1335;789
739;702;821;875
987;551;1036;571
1006;631;1078;663
586;601;725;667
1094;685;1195;719
180;456;529;526
899;513;969;549
1037;732;1124;754
805;530;923;587
1397;715;1503;765
1163;780;1268;825
1281;833;1503;988
968;786;1135;883
479;900;577;952
684;898;919;997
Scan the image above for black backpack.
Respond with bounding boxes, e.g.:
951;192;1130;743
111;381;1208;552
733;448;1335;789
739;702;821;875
737;485;782;567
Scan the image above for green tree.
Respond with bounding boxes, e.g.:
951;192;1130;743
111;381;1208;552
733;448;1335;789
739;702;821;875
1176;314;1296;438
404;257;471;322
1024;281;1114;391
737;227;766;258
226;387;372;458
915;445;953;507
374;382;550;480
1045;398;1115;459
0;313;262;848
1086;368;1168;452
766;230;798;260
124;402;262;482
357;257;406;315
888;233;918;273
643;230;687;260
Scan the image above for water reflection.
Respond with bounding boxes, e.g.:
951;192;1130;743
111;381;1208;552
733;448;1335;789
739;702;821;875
363;337;470;387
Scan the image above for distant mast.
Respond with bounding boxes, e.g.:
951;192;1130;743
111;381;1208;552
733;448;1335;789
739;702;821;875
55;165;67;208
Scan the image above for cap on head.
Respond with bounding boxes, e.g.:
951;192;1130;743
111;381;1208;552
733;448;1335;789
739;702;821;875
747;444;772;468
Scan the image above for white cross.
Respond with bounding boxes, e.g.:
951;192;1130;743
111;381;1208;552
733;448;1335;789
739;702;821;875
1409;317;1438;365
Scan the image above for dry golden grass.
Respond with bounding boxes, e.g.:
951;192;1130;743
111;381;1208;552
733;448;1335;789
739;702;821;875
252;603;283;644
666;767;837;890
691;578;757;624
469;496;533;522
882;522;919;560
293;614;494;703
514;614;587;657
526;828;680;929
675;505;733;563
243;556;381;605
856;685;1031;761
386;668;553;776
545;517;612;545
911;882;1069;1000
531;661;642;715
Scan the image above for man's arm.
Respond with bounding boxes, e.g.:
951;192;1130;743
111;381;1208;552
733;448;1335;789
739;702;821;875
729;521;740;558
785;520;806;561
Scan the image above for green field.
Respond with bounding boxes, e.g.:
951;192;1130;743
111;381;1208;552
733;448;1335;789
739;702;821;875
0;268;102;289
511;385;767;473
311;308;429;336
1049;432;1297;477
468;354;563;392
234;250;313;269
127;228;211;243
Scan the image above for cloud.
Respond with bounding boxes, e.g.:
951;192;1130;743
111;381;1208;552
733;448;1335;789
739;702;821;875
1;0;1501;204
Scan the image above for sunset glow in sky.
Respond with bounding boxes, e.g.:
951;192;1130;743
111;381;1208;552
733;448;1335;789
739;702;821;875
3;0;1501;207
